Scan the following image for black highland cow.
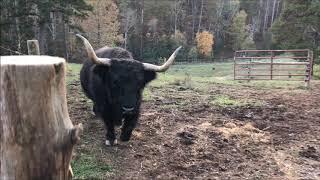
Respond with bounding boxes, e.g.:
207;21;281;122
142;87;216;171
76;34;181;146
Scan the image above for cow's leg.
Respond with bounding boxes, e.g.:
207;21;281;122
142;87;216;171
102;116;117;146
92;103;98;116
120;114;138;141
97;106;117;146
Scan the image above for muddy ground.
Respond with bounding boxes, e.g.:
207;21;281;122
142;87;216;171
67;79;320;179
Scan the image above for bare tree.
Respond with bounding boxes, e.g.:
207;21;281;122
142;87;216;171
191;0;198;38
263;0;270;32
140;0;144;59
123;8;137;49
271;0;277;23
14;0;21;52
173;0;183;36
79;0;121;47
197;0;204;33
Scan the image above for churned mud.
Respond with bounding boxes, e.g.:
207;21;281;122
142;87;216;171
68;79;320;179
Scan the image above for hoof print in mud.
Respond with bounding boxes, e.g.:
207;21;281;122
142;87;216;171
177;131;197;145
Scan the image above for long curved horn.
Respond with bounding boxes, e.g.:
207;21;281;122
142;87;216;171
142;46;182;72
76;34;111;66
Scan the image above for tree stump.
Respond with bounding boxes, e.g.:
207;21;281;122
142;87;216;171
0;56;82;180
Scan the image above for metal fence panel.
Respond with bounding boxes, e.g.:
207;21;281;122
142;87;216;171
233;49;313;85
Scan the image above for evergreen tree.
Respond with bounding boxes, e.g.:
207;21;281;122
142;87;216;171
0;0;92;57
227;10;254;50
271;0;320;62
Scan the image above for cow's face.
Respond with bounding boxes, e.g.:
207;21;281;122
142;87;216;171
95;60;156;114
76;34;180;113
110;60;156;113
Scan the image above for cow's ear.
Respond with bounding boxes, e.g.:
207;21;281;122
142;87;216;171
144;70;156;84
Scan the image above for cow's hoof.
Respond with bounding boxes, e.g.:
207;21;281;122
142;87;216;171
105;139;118;146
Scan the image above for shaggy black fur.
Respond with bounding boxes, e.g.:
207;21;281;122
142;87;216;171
80;47;156;145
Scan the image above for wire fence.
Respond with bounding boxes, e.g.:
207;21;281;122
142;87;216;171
0;46;25;55
143;58;234;65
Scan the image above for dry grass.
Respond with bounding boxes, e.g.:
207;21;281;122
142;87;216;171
217;122;271;144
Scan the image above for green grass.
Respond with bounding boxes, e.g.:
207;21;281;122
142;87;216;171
67;61;314;93
166;62;233;77
313;64;320;80
71;154;112;179
212;95;245;107
211;95;263;107
66;63;82;84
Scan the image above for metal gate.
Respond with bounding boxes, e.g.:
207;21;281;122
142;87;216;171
234;49;314;85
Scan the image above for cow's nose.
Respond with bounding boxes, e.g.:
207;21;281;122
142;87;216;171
122;106;135;112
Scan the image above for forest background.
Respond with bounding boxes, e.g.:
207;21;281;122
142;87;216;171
1;0;319;63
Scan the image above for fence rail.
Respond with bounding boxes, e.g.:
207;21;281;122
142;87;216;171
233;49;314;86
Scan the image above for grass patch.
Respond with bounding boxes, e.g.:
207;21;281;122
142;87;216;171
66;63;82;85
66;62;312;97
313;64;320;80
167;62;233;77
212;95;244;107
67;62;312;94
143;87;153;101
71;154;112;179
212;95;263;107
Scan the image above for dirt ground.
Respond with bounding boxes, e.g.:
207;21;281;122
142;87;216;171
67;80;320;180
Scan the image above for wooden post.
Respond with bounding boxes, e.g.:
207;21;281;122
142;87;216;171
310;50;314;76
248;58;252;80
233;51;236;80
270;51;274;80
0;56;82;180
305;50;312;88
27;40;40;55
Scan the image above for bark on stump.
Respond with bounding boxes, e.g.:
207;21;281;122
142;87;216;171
0;56;82;180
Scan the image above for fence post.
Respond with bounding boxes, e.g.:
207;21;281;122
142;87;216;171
248;57;252;80
270;51;274;80
27;40;40;55
233;51;236;80
310;51;314;76
305;50;312;88
0;56;82;179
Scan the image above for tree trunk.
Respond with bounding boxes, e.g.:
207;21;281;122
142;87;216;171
14;0;21;52
263;1;270;32
271;0;277;23
39;23;48;55
197;0;204;33
140;0;144;59
174;0;177;36
191;0;196;38
0;56;82;180
124;31;128;49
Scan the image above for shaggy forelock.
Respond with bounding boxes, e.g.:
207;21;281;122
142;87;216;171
95;46;133;59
